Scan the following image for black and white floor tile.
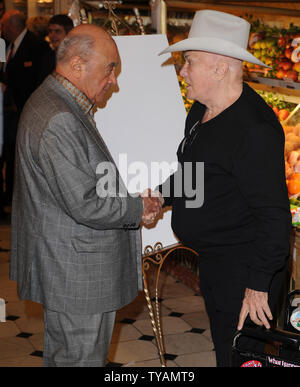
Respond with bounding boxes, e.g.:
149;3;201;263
0;221;216;367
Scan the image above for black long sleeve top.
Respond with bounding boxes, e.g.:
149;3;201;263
160;83;291;292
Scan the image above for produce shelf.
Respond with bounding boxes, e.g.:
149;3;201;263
246;80;300;105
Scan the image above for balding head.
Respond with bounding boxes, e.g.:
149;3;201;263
69;23;111;40
56;24;119;104
57;24;116;65
1;10;26;42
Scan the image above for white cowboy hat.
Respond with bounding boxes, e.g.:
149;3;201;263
159;9;269;68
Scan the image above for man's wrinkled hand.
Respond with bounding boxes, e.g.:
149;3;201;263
141;189;163;225
237;288;273;331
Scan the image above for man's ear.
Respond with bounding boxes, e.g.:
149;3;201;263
213;61;229;81
69;56;84;79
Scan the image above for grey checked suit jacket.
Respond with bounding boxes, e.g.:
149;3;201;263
10;75;144;315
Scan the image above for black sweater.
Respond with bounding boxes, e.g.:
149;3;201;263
160;83;291;292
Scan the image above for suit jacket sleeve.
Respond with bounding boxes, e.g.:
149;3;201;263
37;112;143;230
233;122;291;292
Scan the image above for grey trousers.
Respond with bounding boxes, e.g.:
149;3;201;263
43;308;116;367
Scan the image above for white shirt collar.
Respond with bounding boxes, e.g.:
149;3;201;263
9;28;27;57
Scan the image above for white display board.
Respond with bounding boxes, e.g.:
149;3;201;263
94;34;186;250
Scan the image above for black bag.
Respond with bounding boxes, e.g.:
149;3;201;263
231;326;300;367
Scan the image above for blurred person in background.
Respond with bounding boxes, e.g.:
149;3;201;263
0;10;55;218
0;0;5;21
48;14;74;53
27;16;49;41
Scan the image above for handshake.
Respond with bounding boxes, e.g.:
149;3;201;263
140;188;164;226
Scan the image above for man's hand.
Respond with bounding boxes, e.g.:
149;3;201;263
237;288;273;330
141;189;163;225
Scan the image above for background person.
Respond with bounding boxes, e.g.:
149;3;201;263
0;0;5;21
27;16;49;40
48;14;74;52
0;10;55;216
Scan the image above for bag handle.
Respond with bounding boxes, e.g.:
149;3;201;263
233;327;300;351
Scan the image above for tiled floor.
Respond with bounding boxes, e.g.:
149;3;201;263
0;213;216;367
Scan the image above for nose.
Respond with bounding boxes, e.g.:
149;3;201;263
109;68;118;87
180;62;188;78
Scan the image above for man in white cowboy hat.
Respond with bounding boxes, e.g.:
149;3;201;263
158;10;291;366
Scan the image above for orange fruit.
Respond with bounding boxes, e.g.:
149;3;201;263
289;173;300;181
283;125;293;134
287;179;300;195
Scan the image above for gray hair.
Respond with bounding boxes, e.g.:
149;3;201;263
56;34;95;64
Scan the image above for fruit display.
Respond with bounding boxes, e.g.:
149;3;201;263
283;103;300;180
282;105;300;227
256;90;296;121
178;75;193;113
245;19;300;82
290;196;300;227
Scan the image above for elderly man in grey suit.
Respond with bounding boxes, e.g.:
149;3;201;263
10;24;162;367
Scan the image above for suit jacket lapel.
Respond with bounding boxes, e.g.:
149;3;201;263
7;31;30;69
75;108;116;165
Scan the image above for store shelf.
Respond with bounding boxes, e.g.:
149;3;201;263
247;82;300;105
165;1;300;29
244;75;300;105
165;0;300;17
